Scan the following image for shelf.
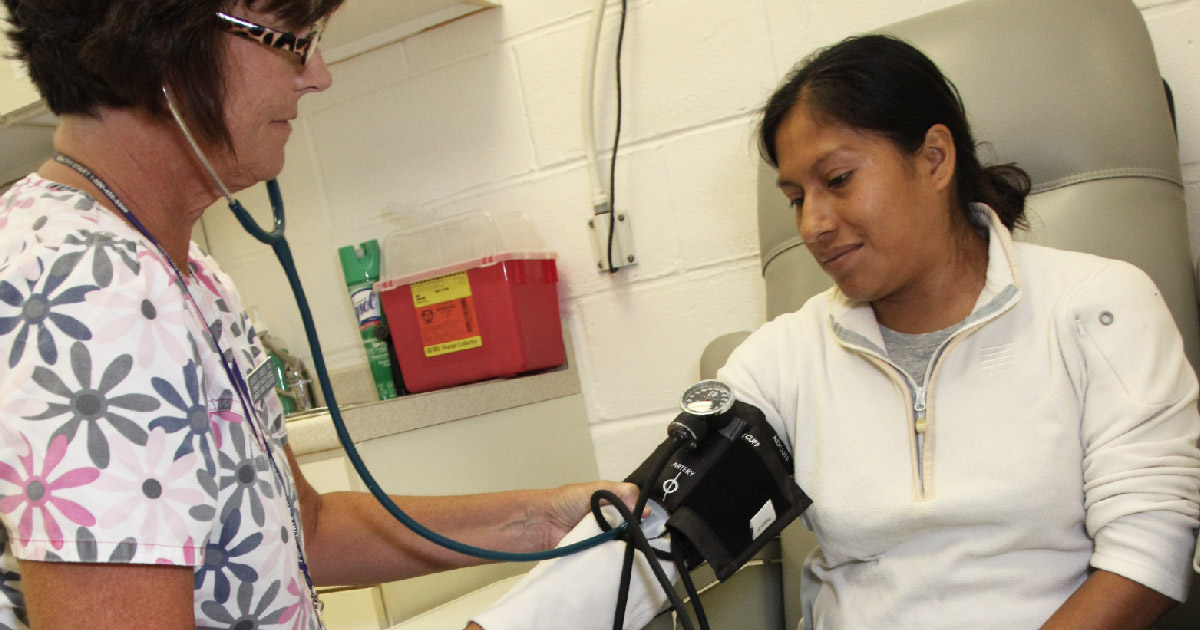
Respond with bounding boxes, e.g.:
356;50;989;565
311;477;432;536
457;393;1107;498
287;325;580;457
286;358;581;457
319;0;500;64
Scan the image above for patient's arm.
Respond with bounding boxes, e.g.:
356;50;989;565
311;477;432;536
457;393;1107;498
1039;569;1174;630
465;505;675;630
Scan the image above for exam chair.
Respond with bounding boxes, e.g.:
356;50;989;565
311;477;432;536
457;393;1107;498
387;0;1197;627
700;0;1200;628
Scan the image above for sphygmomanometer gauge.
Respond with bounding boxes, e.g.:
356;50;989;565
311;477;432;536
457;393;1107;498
679;379;734;417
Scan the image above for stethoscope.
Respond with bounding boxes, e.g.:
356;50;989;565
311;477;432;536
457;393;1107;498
159;89;625;563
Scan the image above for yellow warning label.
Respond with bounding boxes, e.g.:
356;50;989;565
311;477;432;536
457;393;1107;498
424;335;483;357
412;272;472;308
410;271;482;357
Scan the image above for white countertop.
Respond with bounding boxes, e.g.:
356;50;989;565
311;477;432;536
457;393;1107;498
286;348;581;457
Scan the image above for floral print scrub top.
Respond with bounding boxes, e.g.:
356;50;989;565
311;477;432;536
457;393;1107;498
0;174;319;630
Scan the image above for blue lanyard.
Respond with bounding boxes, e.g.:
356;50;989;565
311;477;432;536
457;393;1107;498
52;153;326;626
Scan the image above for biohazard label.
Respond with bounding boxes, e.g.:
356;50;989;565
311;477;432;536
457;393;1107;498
410;272;482;357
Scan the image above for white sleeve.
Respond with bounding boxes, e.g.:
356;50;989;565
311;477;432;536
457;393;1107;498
1062;261;1200;601
470;504;675;630
715;316;798;450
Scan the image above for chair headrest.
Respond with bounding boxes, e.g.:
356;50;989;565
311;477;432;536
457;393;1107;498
878;0;1180;192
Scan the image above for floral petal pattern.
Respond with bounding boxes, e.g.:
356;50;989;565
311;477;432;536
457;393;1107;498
0;175;316;629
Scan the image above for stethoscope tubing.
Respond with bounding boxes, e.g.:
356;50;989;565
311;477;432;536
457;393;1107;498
237;184;626;562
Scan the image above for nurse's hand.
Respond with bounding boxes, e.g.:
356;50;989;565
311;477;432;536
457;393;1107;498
540;481;640;548
467;496;675;630
463;481;645;630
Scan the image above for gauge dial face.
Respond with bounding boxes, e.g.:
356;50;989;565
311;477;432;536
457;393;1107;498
680;379;734;416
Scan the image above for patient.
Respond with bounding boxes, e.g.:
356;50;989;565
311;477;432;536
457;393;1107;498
466;34;1200;630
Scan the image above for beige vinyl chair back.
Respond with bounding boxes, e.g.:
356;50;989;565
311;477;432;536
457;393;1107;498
744;0;1200;627
756;0;1195;358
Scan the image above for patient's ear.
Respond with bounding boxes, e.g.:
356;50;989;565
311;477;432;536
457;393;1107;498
921;124;956;192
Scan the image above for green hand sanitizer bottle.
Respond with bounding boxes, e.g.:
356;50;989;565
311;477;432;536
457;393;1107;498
338;240;399;401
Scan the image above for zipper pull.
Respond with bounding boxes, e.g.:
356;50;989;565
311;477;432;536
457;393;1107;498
914;385;927;434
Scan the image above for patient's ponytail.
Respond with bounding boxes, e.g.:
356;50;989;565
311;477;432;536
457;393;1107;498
759;34;1031;232
962;162;1031;231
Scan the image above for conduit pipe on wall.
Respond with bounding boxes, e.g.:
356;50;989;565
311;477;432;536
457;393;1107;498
582;0;608;215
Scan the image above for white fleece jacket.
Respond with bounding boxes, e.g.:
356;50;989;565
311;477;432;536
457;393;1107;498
719;206;1200;628
474;207;1200;630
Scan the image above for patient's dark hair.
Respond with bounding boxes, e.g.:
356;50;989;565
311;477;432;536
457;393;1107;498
2;0;342;147
759;34;1030;232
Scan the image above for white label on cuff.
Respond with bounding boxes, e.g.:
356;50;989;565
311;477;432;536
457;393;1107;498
750;500;777;539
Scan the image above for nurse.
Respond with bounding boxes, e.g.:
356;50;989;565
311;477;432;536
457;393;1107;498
0;2;635;629
469;34;1200;630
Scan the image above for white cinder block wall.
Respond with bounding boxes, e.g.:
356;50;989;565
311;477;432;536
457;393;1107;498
203;0;1200;480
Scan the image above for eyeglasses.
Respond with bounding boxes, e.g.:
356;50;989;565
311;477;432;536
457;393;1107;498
215;11;327;66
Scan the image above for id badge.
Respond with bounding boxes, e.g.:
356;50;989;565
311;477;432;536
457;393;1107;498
246;358;277;419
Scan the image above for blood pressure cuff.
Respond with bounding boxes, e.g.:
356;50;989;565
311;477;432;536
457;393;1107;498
625;401;812;581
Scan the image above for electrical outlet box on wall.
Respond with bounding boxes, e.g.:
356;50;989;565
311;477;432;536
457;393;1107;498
588;209;637;272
